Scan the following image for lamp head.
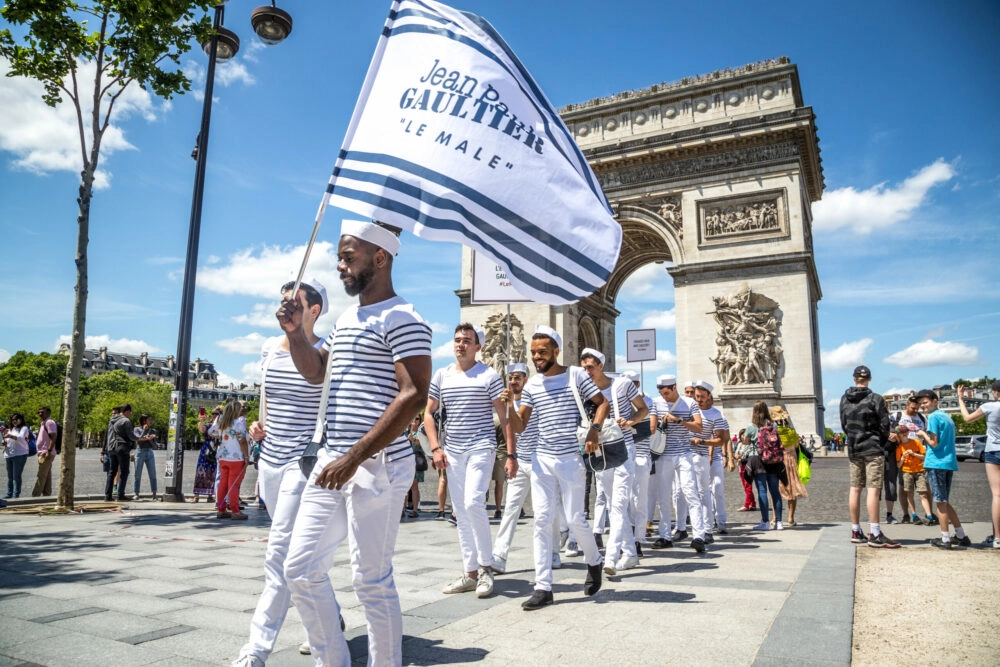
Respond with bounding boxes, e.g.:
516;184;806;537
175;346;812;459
251;3;293;45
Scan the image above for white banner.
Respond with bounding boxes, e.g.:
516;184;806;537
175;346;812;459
325;0;622;305
626;328;657;363
471;250;530;303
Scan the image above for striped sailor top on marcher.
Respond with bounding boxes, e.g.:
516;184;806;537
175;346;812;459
596;378;640;450
694;405;730;463
258;337;325;467
321;296;432;463
654;395;702;457
513;397;540;464
633;394;656;458
429;362;503;455
522;367;600;457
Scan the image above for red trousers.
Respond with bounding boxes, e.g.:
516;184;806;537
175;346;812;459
217;460;246;512
739;462;756;509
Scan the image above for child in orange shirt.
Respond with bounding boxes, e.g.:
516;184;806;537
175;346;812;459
896;426;934;525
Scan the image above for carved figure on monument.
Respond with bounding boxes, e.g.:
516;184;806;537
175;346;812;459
709;286;783;386
705;198;781;238
481;311;527;379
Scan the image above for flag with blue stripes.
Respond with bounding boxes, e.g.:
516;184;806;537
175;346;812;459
326;0;622;305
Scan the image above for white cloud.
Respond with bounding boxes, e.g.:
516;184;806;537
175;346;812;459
617;262;674;302
813;159;955;234
53;334;162;355
0;58;157;189
146;256;183;266
217;332;270;355
614;349;676;373
429;321;450;333
640;309;676;331
432;341;454;360
883;339;980;368
821;338;873;370
232;302;282;329
216;60;256;87
884;387;915;396
197;241;355;324
0;348;9;364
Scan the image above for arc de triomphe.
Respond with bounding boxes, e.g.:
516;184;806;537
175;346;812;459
456;57;826;437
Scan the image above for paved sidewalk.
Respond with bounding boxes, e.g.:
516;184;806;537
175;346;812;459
0;501;855;666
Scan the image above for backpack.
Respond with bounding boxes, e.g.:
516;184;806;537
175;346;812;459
27;427;37;456
758;422;783;465
54;423;63;455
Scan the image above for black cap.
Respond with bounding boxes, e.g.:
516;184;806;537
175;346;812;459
914;389;938;401
853;365;872;379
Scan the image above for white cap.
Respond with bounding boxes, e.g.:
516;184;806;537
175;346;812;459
656;374;677;388
283;277;328;316
580;347;605;365
475;328;486;347
340;219;401;256
694;379;714;394
622;370;639;382
507;363;528;375
533;325;562;349
684;380;696;389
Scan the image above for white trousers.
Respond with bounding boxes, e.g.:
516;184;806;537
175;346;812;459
285;449;414;667
710;456;728;526
446;447;494;573
493;457;562;562
690;451;713;538
654;453;705;539
631;455;652;544
242;458;307;660
530;453;601;591
596;456;636;565
593;470;609;532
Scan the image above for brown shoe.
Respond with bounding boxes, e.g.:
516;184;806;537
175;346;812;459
230;511;249;521
217;510;232;519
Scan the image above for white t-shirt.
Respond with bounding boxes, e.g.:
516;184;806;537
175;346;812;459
259;337;325;467
982;401;1000;452
3;425;30;458
697;405;731;462
321;296;432;463
653;395;702;457
429;362;504;455
522;367;600;457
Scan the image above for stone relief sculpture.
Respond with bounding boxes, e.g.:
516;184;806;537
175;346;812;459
481;312;527;379
709;286;782;386
704;199;779;238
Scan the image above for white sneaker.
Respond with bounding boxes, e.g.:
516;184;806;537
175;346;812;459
563;542;581;557
442;574;476;594
616;555;640;571
298;642;311;655
603;562;616;576
232;654;266;667
776;521;784;531
994;537;1000;549
753;522;770;531
476;566;494;598
551;552;561;569
491;554;506;574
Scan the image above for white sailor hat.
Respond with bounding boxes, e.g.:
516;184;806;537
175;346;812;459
340;219;401;256
507;363;528;375
694;379;714;394
580;347;605;365
533;325;562;349
656;374;677;388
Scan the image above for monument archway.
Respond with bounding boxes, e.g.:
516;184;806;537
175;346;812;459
457;57;826;437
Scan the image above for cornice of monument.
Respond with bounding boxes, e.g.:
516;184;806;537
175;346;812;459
559;57;799;118
668;250;822;301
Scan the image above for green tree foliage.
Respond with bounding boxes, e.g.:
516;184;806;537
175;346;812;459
952;413;987;437
0;352;68;425
0;0;214;508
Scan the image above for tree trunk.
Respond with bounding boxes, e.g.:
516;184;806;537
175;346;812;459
57;159;97;509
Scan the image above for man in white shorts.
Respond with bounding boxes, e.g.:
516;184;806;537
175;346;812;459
507;326;608;610
279;220;432;667
425;324;514;598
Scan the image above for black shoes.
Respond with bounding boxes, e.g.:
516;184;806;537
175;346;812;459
951;534;972;547
672;530;689;541
867;533;901;548
522;589;554;610
635;541;643;557
850;529;867;544
652;538;673;549
703;534;715;545
584;563;603;596
691;537;706;553
930;537;952;550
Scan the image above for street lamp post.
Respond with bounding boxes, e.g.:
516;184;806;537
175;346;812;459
164;1;292;502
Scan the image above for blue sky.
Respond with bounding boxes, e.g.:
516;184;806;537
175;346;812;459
1;0;998;425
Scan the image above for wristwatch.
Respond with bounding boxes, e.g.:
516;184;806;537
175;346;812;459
590;422;602;432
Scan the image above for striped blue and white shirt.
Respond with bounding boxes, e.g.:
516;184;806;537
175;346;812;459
522;367;600;457
513;397;539;464
258;337;325;467
429;362;503;455
321;296;432;462
633;394;656;458
598;378;640;451
654;395;702;457
694;405;731;463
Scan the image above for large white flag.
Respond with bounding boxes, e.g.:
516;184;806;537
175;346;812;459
326;0;622;305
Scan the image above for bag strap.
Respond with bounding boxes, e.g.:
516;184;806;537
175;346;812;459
258;339;282;426
311;343;337;443
567;367;589;425
609;378;622;423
